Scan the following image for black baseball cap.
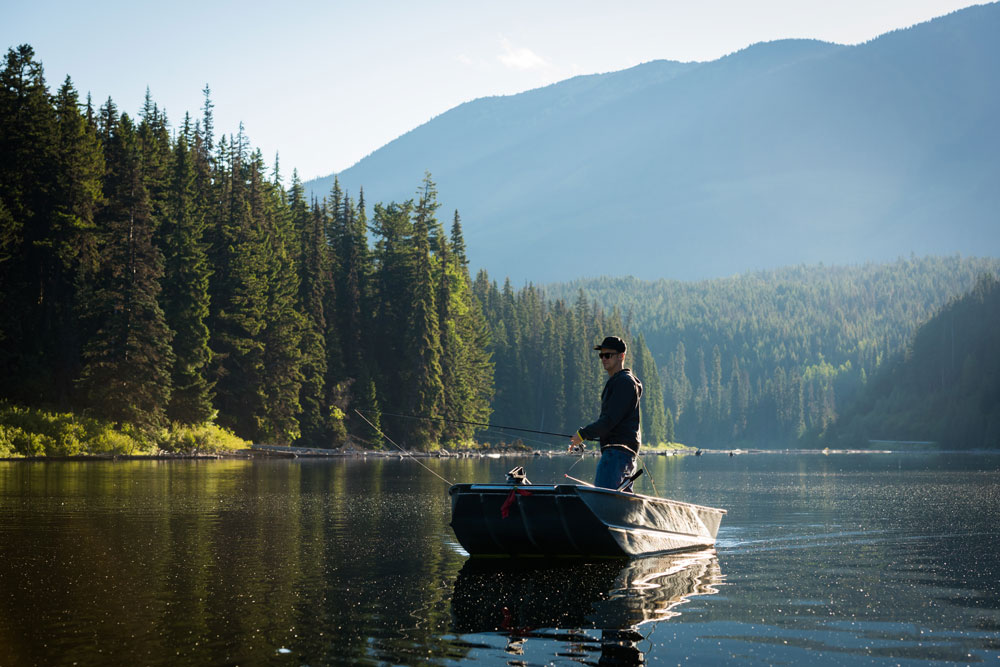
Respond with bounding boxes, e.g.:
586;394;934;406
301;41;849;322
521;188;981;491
593;336;627;353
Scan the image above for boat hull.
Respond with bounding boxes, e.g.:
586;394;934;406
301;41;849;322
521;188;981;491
449;483;726;558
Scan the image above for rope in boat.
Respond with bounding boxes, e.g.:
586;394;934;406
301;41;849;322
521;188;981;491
642;457;659;496
566;452;586;473
353;410;454;487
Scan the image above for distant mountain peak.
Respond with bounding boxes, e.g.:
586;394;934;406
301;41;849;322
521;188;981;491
307;3;1000;283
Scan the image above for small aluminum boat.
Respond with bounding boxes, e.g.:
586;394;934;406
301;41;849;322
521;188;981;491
449;482;726;558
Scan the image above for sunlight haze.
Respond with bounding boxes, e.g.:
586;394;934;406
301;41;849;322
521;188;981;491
3;0;986;181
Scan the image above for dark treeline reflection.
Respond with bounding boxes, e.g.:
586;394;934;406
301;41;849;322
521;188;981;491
0;459;470;665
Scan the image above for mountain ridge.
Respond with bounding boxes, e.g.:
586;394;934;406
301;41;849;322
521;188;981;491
306;3;1000;282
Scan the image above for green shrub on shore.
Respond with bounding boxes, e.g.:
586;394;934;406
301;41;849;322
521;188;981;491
158;423;249;454
0;402;145;456
0;403;250;457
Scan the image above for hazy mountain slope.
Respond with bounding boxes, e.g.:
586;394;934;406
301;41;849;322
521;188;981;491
823;273;1000;449
307;4;1000;283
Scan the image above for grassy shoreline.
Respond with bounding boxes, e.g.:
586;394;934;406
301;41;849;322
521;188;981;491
0;401;250;458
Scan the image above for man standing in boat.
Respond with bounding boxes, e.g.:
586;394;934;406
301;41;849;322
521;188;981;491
569;336;643;492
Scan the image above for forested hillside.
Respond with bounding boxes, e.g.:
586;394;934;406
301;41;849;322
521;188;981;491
823;274;1000;448
546;257;1000;447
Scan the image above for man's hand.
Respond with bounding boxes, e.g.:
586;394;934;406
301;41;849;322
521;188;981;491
568;430;585;452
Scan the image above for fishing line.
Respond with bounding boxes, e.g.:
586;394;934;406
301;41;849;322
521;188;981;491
566;452;587;472
353;410;454;487
479;427;560;449
642;456;659;496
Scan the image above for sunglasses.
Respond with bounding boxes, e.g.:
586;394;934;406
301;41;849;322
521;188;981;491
597;352;619;359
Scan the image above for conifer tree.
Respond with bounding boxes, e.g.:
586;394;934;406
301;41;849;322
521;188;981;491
291;174;331;446
208;130;269;439
665;407;676;443
47;76;104;405
161;116;214;424
565;290;594;432
138;89;171;234
323;178;345;382
369;199;413;431
450;210;468;267
667;341;691;422
438;211;493;443
403;174;445;447
200;84;214;157
540;308;566;434
489;278;522;429
77;113;174;433
0;45;58;402
253;150;303;443
632;334;667;444
333;190;370;397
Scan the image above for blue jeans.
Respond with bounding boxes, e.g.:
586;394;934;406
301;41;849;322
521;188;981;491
594;447;638;492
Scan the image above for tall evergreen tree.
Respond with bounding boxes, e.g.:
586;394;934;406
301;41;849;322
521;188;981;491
665;407;676;443
333;190;370;399
138;89;171;235
565;290;594;432
253;149;303;443
369;199;413;432
438;211;493;443
402;174;445;447
161;116;214;424
290;173;331;446
208;129;269;439
0;45;58;403
77;113;174;433
47;76;104;405
632;334;668;444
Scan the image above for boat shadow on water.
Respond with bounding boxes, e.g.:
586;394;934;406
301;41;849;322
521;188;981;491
450;549;723;663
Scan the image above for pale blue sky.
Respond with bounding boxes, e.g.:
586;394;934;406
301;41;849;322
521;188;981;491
3;0;985;181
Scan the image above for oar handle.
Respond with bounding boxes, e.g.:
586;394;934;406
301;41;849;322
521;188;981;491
617;468;643;492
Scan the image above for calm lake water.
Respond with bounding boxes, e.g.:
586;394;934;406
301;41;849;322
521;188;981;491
1;452;998;666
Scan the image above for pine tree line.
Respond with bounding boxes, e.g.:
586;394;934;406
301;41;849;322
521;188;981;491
547;257;1000;447
1;46;675;452
0;46;504;450
471;279;674;446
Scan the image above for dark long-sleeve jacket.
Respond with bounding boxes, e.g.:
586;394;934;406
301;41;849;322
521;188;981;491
578;368;643;453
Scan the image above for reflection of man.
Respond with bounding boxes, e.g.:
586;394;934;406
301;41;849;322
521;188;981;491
568;336;643;492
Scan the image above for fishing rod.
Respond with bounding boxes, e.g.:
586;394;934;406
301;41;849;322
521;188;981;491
357;408;595;485
360;412;659;491
358;410;577;440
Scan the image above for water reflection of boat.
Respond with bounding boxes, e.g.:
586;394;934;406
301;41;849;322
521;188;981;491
449;483;726;557
451;549;723;633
